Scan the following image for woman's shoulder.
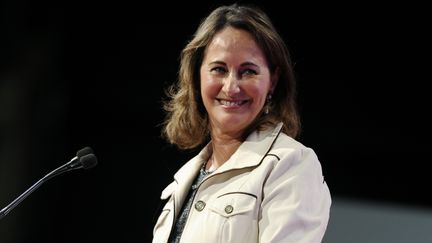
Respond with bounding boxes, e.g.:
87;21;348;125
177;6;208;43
272;131;315;156
274;132;307;150
269;131;320;165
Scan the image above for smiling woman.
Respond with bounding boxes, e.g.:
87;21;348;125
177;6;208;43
200;27;276;142
154;3;331;243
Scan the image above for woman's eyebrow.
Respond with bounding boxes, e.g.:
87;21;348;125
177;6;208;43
208;61;226;65
240;62;259;67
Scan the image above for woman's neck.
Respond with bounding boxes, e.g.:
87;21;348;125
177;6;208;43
207;131;243;172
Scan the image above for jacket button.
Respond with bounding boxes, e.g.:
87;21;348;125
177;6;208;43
195;200;206;211
225;205;234;214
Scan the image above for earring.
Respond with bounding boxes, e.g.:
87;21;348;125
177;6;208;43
265;94;272;115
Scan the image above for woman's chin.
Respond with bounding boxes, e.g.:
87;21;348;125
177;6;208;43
212;116;250;135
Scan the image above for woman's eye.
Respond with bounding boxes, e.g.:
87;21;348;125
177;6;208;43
242;69;257;76
210;67;227;74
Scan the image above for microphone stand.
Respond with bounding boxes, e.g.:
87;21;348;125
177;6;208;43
0;150;97;220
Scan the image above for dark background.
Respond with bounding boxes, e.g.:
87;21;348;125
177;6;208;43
0;1;430;242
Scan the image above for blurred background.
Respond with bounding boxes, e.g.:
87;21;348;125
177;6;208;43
0;0;430;242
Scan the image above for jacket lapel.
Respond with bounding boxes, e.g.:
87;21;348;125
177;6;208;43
171;148;209;218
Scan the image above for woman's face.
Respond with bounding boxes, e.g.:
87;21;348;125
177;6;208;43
200;27;276;138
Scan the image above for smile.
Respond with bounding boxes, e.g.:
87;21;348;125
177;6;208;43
218;99;248;107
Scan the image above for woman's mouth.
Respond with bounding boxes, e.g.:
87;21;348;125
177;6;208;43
218;99;249;107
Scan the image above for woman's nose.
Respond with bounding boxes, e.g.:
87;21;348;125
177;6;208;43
222;73;240;96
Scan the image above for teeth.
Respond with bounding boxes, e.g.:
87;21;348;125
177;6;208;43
220;100;244;107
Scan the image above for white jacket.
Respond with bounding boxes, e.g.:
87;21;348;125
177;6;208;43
153;123;331;243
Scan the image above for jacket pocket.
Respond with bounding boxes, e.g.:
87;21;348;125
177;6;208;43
208;192;257;217
206;192;258;242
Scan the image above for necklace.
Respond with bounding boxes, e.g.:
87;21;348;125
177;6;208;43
203;155;216;174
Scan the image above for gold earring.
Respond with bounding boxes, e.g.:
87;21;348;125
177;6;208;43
265;94;272;114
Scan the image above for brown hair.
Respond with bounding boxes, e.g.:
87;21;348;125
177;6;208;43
162;4;300;149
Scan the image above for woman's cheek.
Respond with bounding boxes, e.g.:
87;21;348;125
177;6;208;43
202;77;222;100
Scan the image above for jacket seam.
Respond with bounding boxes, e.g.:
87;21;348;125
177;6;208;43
217;191;258;199
266;153;280;161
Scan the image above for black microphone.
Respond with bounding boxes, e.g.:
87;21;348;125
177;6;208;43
0;147;98;220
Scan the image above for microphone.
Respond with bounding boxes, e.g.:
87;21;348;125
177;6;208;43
0;147;98;220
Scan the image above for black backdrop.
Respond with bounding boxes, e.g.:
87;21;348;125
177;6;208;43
0;1;430;242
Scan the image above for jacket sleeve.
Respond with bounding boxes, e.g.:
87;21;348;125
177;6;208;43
259;147;331;243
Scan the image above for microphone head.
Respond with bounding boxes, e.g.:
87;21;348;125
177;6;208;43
76;146;94;158
79;154;98;170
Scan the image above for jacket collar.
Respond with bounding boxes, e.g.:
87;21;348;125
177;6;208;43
215;122;283;174
174;122;283;184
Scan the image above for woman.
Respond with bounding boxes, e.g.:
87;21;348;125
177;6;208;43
153;4;331;243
